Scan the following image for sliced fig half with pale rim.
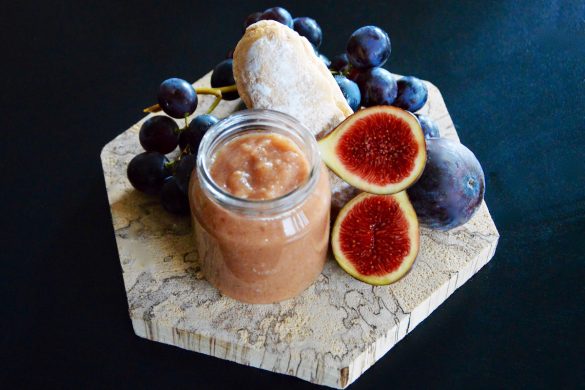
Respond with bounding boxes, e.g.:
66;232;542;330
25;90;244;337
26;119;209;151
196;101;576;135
319;106;426;194
332;191;419;285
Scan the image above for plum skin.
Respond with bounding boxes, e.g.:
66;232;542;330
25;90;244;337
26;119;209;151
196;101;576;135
407;138;485;230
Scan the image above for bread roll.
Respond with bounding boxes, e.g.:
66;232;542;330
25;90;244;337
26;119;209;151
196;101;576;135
233;20;353;139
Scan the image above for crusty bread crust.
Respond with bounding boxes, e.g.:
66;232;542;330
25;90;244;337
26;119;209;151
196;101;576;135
233;20;353;139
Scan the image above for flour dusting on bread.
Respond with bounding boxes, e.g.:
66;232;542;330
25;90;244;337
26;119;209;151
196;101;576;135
233;20;353;139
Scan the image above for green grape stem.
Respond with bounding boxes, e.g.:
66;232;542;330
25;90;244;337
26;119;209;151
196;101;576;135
165;143;196;172
206;96;222;114
143;85;238;114
164;160;178;172
328;65;353;78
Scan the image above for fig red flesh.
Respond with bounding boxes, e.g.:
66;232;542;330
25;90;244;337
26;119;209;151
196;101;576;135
319;105;426;195
331;191;419;285
336;112;419;186
339;195;411;276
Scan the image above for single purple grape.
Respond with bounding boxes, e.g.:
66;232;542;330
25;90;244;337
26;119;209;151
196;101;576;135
259;7;293;28
127;152;170;195
394;76;428;112
334;75;361;111
174;154;196;195
157;78;198;119
416;114;440;139
179;114;219;153
346;26;391;69
139;115;179;154
355;67;397;107
293;17;322;48
210;59;238;100
160;176;190;215
330;53;350;73
243;11;262;32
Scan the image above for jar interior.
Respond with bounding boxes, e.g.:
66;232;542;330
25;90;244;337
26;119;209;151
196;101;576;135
196;110;321;215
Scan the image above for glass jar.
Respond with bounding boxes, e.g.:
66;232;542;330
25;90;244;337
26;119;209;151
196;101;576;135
189;110;331;304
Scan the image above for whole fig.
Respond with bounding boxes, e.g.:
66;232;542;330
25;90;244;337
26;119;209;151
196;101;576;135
408;138;485;230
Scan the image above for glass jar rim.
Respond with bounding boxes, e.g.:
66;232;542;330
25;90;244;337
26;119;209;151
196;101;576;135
196;109;321;215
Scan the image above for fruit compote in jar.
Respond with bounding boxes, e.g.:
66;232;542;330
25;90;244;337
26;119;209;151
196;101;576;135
189;110;330;304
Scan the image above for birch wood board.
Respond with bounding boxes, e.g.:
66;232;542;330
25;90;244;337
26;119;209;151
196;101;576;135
101;71;499;388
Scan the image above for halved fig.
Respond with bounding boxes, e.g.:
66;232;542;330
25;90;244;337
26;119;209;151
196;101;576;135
332;191;419;285
319;106;426;194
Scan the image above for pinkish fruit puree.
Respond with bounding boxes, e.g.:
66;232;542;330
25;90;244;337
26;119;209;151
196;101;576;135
190;132;330;303
210;133;309;200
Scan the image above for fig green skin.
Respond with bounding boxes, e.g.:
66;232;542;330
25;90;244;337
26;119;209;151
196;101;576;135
407;138;485;230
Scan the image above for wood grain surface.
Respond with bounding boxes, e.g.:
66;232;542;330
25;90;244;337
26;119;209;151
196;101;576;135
100;72;499;388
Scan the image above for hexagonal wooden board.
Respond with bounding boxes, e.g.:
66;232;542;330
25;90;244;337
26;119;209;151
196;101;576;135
101;72;499;388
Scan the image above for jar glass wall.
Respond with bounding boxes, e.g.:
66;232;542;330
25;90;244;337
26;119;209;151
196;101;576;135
189;110;331;304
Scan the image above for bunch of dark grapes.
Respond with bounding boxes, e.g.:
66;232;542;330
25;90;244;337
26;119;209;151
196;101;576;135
127;68;232;214
241;7;328;67
240;9;440;140
329;26;440;137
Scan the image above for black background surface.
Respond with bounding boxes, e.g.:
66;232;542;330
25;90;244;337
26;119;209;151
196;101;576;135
2;0;584;388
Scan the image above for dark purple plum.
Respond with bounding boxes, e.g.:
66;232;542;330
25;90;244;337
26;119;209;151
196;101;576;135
293;17;322;48
242;11;262;32
407;138;485;230
355;67;397;107
179;114;219;153
346;26;391;69
416;114;440;139
211;59;238;100
394;76;428;112
259;7;293;28
330;53;350;73
334;75;361;111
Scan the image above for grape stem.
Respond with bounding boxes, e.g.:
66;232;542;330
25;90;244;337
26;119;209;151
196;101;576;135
143;85;238;114
206;96;222;114
164;160;177;171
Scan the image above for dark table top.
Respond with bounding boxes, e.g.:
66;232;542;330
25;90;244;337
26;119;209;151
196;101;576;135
2;0;584;388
